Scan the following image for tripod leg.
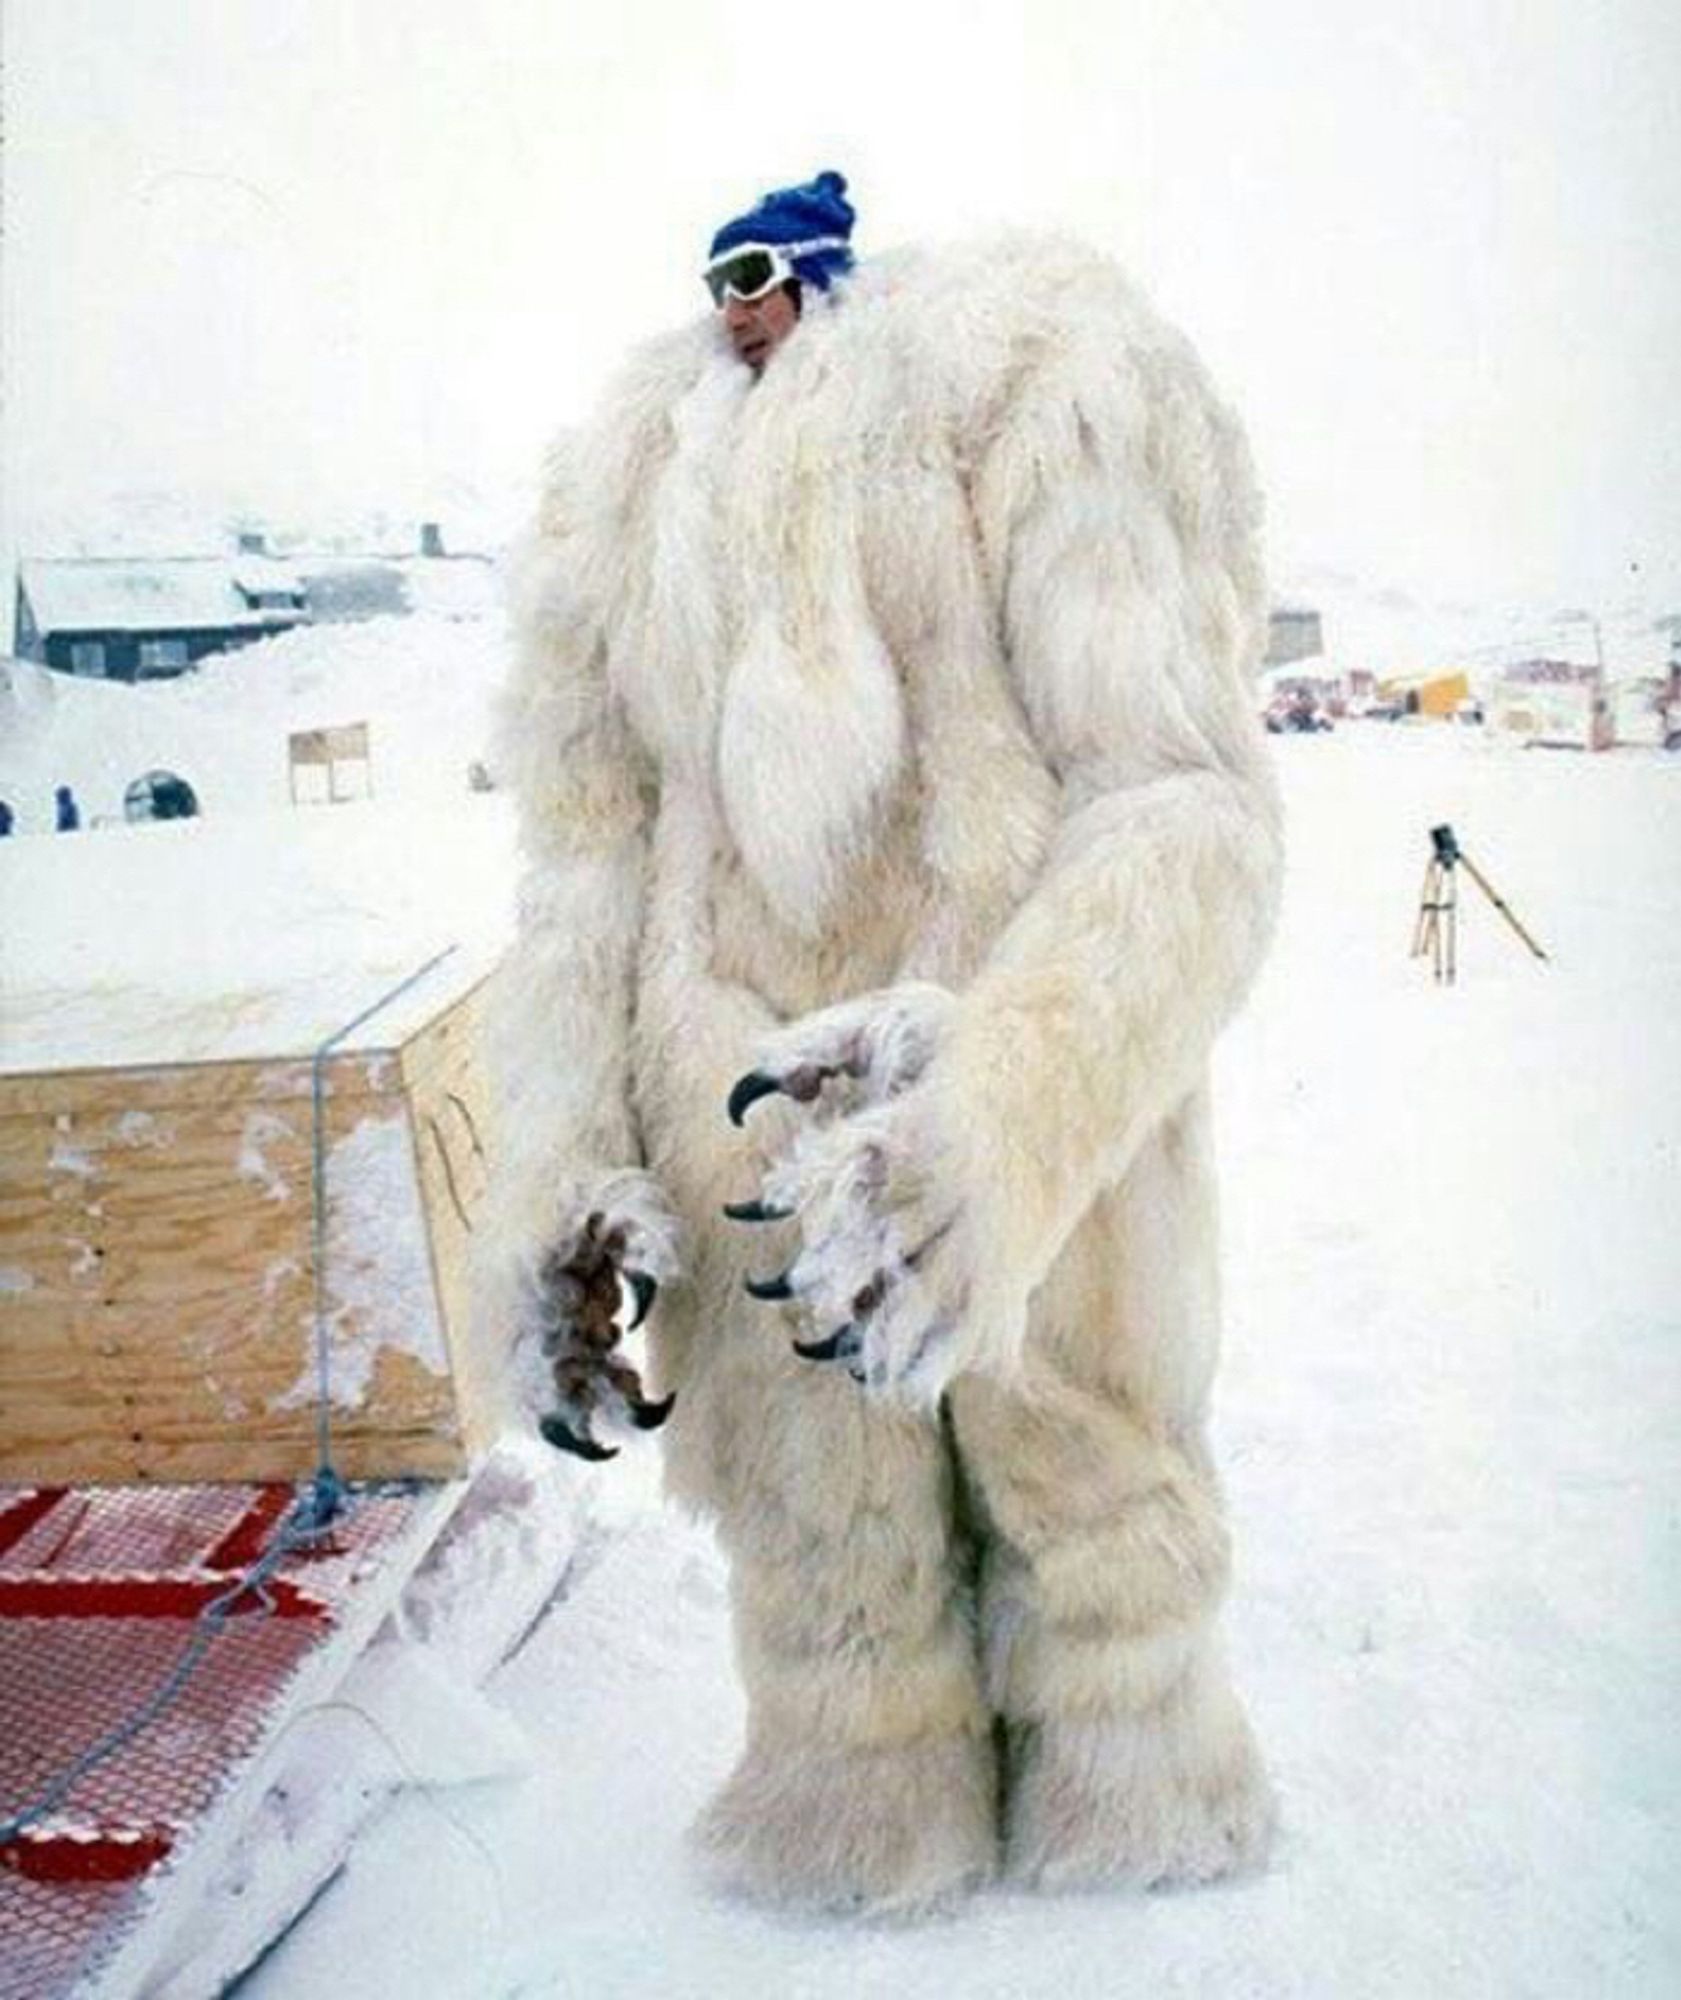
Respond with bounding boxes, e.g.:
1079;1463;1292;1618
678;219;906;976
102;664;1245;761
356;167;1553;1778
1458;853;1549;963
1418;859;1450;981
1411;859;1439;959
1444;866;1457;983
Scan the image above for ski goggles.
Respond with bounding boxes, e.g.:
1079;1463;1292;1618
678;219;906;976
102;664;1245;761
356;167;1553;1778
702;236;849;306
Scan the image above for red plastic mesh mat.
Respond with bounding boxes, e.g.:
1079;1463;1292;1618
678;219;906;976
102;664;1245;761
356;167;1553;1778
0;1482;437;2000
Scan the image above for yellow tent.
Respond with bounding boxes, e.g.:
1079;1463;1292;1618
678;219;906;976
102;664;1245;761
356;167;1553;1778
1379;670;1470;719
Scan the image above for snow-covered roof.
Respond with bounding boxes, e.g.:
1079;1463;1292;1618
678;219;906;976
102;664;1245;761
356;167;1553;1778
392;555;502;622
1499;658;1599;685
288;553;502;625
19;558;306;637
230;556;306;598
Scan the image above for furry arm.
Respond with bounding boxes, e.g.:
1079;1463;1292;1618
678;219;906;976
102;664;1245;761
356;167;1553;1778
737;338;1282;1403
488;448;661;1257
932;767;1278;1358
934;343;1282;1364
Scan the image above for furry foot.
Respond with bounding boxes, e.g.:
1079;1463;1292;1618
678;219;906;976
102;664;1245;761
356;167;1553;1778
692;1729;997;1919
1003;1679;1275;1891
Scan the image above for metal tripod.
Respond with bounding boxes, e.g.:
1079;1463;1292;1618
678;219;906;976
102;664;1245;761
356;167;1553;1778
1411;823;1548;983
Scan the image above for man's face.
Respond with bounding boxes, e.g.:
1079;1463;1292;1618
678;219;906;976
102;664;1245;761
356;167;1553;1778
721;283;799;373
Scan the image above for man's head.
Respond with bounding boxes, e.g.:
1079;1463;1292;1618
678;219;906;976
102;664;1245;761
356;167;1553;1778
716;277;802;374
704;170;855;373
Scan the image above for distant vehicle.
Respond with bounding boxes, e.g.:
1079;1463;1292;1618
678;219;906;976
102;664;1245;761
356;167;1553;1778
1346;695;1405;722
1265;688;1334;734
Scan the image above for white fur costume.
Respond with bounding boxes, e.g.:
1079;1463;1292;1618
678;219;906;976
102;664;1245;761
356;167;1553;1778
490;234;1283;1913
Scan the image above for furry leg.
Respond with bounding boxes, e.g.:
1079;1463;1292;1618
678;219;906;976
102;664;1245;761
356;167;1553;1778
999;1642;1273;1891
691;1395;997;1917
950;1373;1274;1891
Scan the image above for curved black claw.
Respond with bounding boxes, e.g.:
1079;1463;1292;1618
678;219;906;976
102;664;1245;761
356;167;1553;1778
626;1270;658;1330
722;1197;795;1224
744;1270;796;1303
539;1413;619;1462
793;1325;857;1363
628;1391;677;1431
727;1070;785;1128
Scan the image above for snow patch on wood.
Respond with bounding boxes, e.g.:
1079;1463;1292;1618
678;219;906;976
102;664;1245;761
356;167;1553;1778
275;1113;447;1413
238;1110;298;1204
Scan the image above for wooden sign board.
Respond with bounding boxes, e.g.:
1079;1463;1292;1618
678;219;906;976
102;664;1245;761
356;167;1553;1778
288;722;373;804
0;977;496;1485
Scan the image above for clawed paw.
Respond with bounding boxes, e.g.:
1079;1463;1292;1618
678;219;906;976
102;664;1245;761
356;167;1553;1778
726;983;955;1129
724;987;975;1405
518;1173;682;1463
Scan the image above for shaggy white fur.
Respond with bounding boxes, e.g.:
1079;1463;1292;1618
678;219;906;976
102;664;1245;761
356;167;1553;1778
487;230;1282;1913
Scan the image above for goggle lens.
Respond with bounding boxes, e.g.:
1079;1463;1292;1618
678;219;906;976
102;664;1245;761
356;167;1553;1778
705;248;783;306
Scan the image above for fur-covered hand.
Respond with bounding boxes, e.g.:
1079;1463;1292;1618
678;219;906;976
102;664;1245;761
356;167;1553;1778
725;985;1011;1408
512;1169;683;1461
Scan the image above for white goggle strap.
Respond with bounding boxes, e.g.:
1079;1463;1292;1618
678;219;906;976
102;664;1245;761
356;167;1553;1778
771;234;851;264
706;235;853;285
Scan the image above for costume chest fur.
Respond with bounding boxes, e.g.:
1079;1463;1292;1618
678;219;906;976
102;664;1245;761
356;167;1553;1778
541;233;1268;990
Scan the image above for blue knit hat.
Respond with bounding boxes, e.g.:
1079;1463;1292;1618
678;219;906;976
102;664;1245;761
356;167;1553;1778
707;170;856;292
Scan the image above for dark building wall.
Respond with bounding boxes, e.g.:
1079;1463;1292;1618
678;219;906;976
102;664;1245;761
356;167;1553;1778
15;584;42;661
40;626;286;682
45;632;144;681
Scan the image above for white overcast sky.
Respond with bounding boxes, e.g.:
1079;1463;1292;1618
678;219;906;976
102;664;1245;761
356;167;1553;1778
3;0;1678;606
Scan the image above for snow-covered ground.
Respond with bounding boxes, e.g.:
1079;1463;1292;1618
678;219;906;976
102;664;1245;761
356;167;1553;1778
269;730;1675;1999
0;612;505;835
1;620;512;1065
5;648;1679;1996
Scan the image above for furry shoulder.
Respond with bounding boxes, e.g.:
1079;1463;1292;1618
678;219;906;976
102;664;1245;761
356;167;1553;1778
534;317;724;532
796;233;1228;442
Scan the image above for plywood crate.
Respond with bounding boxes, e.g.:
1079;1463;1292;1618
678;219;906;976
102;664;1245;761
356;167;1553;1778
0;965;498;1484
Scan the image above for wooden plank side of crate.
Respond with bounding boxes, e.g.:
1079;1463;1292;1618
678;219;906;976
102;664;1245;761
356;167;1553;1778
0;1052;468;1485
396;979;499;1457
0;1047;403;1120
0;1403;465;1487
1;1272;466;1483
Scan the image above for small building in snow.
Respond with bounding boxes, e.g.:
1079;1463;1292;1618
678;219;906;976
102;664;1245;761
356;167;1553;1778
1266;605;1324;669
15;556;309;682
12;526;500;684
1379;669;1472;720
1610;677;1671;748
1487;660;1613;751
